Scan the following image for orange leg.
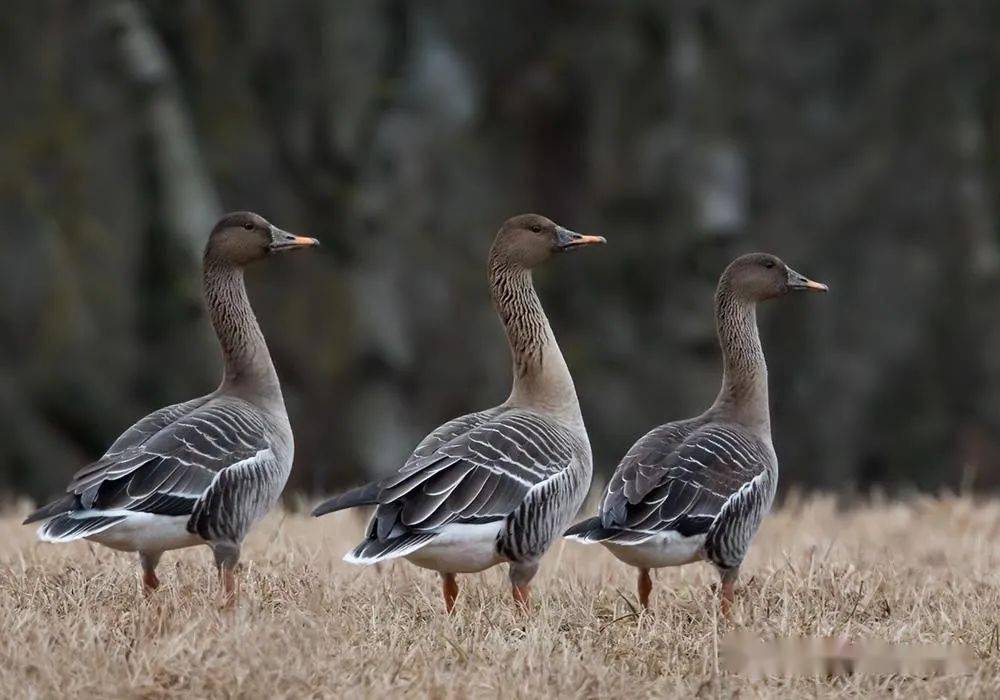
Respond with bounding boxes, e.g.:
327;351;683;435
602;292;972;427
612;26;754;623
509;562;538;612
139;552;161;594
511;584;531;610
142;570;160;592
719;582;735;617
219;566;238;608
442;573;459;613
213;542;241;609
719;567;739;618
637;568;652;609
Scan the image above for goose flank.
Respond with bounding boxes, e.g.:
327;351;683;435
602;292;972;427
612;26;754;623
313;214;605;612
565;253;827;614
23;212;319;604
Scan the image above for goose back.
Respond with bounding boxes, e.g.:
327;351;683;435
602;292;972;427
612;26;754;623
32;393;291;545
607;421;772;527
352;407;587;563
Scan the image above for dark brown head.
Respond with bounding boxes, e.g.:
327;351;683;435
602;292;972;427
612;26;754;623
720;253;828;302
490;213;605;269
205;211;319;266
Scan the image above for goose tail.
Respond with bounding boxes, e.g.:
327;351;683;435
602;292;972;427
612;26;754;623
37;512;126;543
343;533;437;565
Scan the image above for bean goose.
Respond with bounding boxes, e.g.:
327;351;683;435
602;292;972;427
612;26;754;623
24;212;319;603
313;214;604;612
565;253;827;614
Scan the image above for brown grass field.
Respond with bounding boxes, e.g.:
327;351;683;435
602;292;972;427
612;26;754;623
2;495;999;698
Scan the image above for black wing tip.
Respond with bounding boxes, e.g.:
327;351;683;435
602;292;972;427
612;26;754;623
564;516;603;538
311;482;380;518
22;495;76;525
22;509;44;525
310;500;336;517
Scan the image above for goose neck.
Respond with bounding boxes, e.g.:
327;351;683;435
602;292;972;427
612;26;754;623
710;285;770;432
203;257;282;406
488;256;581;424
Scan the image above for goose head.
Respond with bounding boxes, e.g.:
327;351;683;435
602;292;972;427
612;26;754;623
491;213;605;269
723;252;828;302
206;211;319;266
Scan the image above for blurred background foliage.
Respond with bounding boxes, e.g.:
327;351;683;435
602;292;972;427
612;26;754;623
4;0;1000;501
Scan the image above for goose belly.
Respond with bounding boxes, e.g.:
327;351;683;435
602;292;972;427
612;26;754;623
88;513;203;553
406;522;505;574
603;531;706;569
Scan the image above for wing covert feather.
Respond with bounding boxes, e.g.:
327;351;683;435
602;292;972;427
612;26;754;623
600;422;770;537
367;408;578;540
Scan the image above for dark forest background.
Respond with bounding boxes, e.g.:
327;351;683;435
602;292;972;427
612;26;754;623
4;1;1000;503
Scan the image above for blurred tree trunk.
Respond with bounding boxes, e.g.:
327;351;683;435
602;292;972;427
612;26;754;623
107;1;220;401
6;0;1000;499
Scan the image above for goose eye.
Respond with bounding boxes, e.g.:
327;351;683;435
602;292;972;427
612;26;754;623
243;223;254;231
530;225;542;233
763;260;775;269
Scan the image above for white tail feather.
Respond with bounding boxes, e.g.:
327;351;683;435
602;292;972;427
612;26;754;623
342;535;436;566
37;515;124;543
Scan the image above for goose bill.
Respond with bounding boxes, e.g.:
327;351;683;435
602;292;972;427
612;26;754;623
786;268;828;292
269;226;320;252
554;226;606;251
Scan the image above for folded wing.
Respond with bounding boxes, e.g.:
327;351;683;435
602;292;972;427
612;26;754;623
598;422;769;540
367;408;578;540
28;396;271;526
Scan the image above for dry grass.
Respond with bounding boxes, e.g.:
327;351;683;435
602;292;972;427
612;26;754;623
2;495;999;698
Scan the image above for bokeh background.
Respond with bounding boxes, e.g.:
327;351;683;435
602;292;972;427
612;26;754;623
4;1;1000;503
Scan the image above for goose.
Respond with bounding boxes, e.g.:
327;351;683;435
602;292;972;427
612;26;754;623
565;253;827;614
313;214;604;612
23;212;319;603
